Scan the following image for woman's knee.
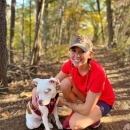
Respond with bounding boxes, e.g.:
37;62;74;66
69;117;76;129
60;78;72;92
60;78;73;101
69;116;82;130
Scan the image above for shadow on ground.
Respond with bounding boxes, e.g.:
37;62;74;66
0;45;130;130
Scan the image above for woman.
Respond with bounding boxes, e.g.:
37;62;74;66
32;35;115;130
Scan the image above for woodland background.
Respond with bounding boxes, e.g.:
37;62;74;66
0;0;130;130
0;0;130;92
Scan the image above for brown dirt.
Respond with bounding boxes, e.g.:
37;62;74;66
0;45;130;130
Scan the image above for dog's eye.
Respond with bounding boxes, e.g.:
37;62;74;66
47;88;51;92
44;88;51;94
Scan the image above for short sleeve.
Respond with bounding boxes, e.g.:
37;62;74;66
61;60;72;75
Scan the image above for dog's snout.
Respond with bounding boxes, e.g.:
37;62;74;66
38;100;43;106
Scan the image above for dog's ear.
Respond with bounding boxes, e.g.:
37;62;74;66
49;78;60;85
32;78;42;85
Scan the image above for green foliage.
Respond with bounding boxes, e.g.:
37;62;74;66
43;44;70;62
112;1;130;63
7;1;36;52
7;0;130;66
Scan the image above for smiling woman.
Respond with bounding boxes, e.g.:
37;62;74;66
55;35;115;129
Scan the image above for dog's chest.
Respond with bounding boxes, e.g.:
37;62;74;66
29;93;59;116
45;93;59;114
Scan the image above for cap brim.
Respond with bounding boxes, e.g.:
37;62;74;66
69;44;88;52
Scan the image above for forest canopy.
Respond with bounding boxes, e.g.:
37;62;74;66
0;0;130;91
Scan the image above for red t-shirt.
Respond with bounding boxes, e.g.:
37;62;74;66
61;59;115;106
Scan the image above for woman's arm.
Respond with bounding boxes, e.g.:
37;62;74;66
55;71;68;82
64;90;101;115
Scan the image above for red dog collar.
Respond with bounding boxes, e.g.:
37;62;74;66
30;93;59;116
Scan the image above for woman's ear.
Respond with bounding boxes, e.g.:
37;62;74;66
89;51;94;58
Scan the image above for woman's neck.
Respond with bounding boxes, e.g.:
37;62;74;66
78;63;89;76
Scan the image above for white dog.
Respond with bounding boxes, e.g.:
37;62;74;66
26;77;63;130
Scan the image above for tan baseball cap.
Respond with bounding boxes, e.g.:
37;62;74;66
70;35;93;52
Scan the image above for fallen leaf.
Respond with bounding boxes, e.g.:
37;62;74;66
1;111;9;117
20;91;32;97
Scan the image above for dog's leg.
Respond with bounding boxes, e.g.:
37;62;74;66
42;114;52;130
53;106;63;129
26;103;42;129
48;122;53;129
26;112;42;129
39;106;52;130
26;117;42;129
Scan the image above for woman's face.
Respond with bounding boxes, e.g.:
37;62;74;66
70;46;91;68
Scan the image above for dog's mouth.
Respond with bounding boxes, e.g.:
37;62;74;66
38;100;45;106
38;101;44;106
38;100;50;106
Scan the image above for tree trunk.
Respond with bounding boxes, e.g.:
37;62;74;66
22;0;25;59
58;0;65;45
96;0;105;43
30;0;45;73
29;0;32;56
106;0;114;47
10;0;16;64
92;19;99;43
0;0;8;92
67;17;72;44
43;0;49;51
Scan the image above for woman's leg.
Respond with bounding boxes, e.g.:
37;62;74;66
69;105;102;130
60;77;86;103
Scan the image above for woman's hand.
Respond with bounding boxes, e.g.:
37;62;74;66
32;87;38;107
63;101;79;112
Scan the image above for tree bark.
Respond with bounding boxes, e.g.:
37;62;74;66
10;0;16;63
58;0;65;45
43;0;49;51
29;0;32;56
96;0;105;43
0;0;8;92
10;0;16;64
106;0;114;47
30;0;45;73
22;0;25;59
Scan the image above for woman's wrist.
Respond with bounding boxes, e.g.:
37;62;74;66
64;101;79;112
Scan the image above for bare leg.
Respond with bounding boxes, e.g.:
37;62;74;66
60;77;102;130
69;105;102;130
60;77;86;103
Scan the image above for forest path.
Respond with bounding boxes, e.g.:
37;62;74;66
0;45;130;130
90;45;130;130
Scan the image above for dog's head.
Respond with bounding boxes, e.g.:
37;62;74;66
32;77;59;106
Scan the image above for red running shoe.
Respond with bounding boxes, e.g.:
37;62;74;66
63;111;74;129
89;120;101;128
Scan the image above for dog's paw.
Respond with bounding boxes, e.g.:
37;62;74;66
57;122;63;129
49;122;53;129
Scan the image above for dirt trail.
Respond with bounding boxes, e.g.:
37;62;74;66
0;45;130;130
